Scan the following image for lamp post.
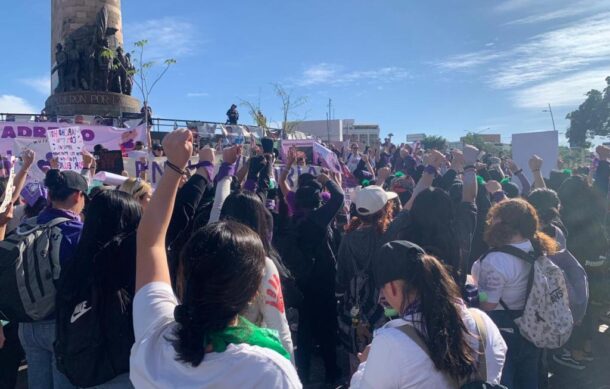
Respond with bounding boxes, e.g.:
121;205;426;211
543;103;557;132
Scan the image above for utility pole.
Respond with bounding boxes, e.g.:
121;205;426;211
326;98;332;142
543;103;557;132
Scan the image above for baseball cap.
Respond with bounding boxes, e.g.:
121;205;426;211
353;185;398;216
45;169;89;194
373;240;426;288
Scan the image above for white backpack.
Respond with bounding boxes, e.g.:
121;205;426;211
487;246;573;349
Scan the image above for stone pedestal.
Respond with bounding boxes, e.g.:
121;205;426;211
45;91;141;116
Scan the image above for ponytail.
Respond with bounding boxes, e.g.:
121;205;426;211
406;255;476;380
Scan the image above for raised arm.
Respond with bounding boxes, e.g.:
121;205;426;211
404;150;445;210
507;159;531;195
461;145;479;203
279;147;296;196
529;155;546;189
136;129;193;292
11;149;35;203
208;146;239;224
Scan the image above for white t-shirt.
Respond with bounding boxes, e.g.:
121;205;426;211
471;240;533;310
244;258;294;360
130;282;302;389
350;307;507;389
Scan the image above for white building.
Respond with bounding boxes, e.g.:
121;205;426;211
291;119;380;146
291;119;354;142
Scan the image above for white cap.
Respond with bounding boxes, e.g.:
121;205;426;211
353;185;398;216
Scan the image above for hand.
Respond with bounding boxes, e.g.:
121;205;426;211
317;173;330;185
358;345;371;363
21;149;35;169
162;128;193;169
596;145;610;161
451;149;465;169
222;145;241;165
0;203;14;227
286;147;296;166
485;180;502;194
462;145;479;166
82;150;95;169
199;146;215;164
507;159;519;173
428;150;446;169
529;155;543;171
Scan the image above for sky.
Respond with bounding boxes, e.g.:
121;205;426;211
1;0;610;144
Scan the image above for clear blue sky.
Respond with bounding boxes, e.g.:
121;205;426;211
2;0;610;144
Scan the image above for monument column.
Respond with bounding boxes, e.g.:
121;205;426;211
46;0;141;117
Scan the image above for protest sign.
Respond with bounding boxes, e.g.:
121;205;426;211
0;122;147;156
512;130;558;181
47;127;84;172
313;143;341;173
281;140;315;164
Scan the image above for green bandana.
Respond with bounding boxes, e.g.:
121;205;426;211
476;175;486;186
208;317;290;360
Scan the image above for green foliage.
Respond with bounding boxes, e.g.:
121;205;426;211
420;135;447;151
128;39;177;104
566;76;610;148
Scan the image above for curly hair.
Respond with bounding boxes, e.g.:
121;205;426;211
484;198;557;255
345;200;394;235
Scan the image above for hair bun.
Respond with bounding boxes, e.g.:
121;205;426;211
44;169;65;190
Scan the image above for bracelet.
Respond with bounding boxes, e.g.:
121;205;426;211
165;160;187;176
514;169;523;175
424;165;438;176
464;164;475;171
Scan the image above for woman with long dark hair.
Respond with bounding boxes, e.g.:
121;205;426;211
56;190;141;388
336;185;397;373
351;241;506;388
131;129;300;388
220;191;294;358
527;188;567;249
472;198;558;388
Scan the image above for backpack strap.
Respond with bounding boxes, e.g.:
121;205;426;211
43;217;72;229
396;324;431;358
479;245;538;312
468;309;488;382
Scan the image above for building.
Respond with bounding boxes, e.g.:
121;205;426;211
291;119;380;146
291;119;354;142
350;124;380;146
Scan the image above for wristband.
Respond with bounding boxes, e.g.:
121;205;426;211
165;160;187;176
514;169;523;175
424;165;438;176
463;164;475;171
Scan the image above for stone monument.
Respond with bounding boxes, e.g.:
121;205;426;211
45;0;141;117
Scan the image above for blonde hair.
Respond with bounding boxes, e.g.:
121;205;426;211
118;178;152;202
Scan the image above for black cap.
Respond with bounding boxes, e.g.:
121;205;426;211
373;240;426;288
46;170;88;194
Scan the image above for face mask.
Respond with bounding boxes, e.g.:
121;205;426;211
383;307;399;318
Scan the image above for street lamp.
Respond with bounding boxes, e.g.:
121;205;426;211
543;103;557;132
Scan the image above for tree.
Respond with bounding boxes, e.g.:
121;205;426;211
565;76;610;148
420;135;447;151
273;83;308;137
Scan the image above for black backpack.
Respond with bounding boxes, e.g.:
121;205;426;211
54;235;135;387
0;217;69;322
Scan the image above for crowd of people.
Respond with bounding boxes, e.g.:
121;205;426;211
0;126;609;389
